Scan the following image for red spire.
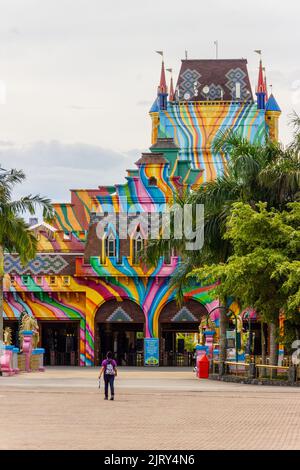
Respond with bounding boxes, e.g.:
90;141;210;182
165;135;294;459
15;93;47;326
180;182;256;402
158;61;167;94
169;75;175;101
257;59;265;94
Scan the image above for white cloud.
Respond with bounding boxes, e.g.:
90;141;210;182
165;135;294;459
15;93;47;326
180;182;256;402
0;140;142;202
0;0;298;203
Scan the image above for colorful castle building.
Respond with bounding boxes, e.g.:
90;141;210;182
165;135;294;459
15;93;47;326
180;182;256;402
3;55;281;367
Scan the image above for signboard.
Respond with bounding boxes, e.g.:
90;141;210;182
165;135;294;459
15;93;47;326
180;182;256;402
226;330;242;361
226;330;236;361
144;338;159;366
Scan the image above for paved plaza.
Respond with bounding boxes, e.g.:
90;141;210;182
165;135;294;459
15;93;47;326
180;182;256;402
1;367;300;450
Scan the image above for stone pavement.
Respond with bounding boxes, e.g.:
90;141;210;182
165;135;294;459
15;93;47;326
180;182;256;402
1;367;300;450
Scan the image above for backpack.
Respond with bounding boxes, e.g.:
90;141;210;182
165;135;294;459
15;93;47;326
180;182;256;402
105;360;115;376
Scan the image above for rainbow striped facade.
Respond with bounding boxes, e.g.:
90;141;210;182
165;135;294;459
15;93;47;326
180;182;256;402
3;57;278;366
158;102;266;182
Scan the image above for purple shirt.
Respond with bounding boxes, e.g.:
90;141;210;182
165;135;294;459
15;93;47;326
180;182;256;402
102;359;117;372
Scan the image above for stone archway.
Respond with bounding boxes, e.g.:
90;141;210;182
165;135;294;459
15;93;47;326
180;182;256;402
94;299;145;366
159;300;208;366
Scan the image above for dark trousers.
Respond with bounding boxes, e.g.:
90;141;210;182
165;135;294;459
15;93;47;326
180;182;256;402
104;374;115;398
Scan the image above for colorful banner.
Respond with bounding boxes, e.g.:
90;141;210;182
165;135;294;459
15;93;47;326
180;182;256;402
144;338;159;366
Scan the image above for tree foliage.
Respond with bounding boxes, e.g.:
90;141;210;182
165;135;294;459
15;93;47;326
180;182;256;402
0;168;54;340
191;202;300;326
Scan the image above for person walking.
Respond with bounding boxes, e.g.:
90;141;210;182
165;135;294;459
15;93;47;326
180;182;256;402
99;351;117;400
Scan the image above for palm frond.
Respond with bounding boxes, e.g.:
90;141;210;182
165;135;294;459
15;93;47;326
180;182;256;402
0;167;54;265
8;195;54;218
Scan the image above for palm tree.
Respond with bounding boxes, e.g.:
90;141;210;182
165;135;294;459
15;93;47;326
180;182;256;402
0;168;54;342
145;120;300;368
259;149;300;207
289;111;300;153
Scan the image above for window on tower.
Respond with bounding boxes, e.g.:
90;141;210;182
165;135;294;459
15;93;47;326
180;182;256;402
148;176;157;186
105;233;116;258
133;231;144;265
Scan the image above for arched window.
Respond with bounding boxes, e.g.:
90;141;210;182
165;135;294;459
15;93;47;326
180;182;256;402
148;176;157;186
133;233;144;264
105;232;116;258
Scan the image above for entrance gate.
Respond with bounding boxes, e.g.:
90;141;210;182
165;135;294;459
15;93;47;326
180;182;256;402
159;300;208;366
40;320;80;366
4;319;80;366
94;300;145;366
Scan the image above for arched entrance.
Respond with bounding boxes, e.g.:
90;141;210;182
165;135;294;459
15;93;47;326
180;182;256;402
159;300;207;366
94;299;145;366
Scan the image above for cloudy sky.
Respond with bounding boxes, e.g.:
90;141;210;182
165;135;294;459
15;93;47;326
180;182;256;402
0;0;299;205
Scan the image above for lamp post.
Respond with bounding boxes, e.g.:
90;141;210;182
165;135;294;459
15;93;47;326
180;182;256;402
244;310;252;356
227;310;239;364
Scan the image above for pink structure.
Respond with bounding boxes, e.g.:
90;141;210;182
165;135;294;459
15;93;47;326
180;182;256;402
12;347;20;373
21;331;34;372
0;346;14;376
204;331;215;361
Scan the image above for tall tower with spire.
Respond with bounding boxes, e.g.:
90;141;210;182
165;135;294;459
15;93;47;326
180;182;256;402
167;69;175;102
256;56;281;140
158;60;168;110
150;59;169;144
149;54;281;182
256;59;267;110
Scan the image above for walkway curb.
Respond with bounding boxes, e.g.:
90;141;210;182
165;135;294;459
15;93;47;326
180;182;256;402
209;374;300;387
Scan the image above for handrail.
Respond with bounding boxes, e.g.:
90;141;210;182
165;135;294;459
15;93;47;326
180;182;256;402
225;361;249;367
256;364;289;370
213;360;249;366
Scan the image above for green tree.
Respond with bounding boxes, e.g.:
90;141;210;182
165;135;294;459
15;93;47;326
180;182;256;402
191;202;300;365
145;119;300;366
0;169;54;342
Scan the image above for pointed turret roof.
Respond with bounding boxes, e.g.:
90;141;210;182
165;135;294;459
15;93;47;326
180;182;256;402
158;61;167;94
266;94;281;112
264;75;268;101
169;75;175;101
149;97;159;113
263;67;269;101
256;60;266;94
150;61;168;113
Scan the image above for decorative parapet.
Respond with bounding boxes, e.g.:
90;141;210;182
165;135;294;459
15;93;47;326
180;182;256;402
4;253;76;275
75;255;180;278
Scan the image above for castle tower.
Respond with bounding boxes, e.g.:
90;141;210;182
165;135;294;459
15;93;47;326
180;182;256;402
151;57;266;182
149;97;160;145
169;73;175;102
256;59;267;110
150;60;168;145
265;93;281;141
158;60;168;110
